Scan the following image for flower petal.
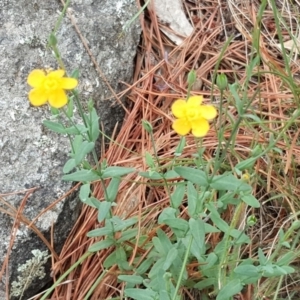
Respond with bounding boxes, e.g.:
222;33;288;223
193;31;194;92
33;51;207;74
27;70;46;88
48;69;65;79
48;89;68;108
190;118;210;137
187;95;203;107
59;77;78;90
171;99;187;118
28;88;48;106
172;119;191;136
199;105;217;120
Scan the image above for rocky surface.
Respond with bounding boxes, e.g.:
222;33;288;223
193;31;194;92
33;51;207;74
0;0;140;298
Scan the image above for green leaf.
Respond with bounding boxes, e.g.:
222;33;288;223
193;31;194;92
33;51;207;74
204;223;220;233
210;174;251;191
116;245;127;262
98;201;112;222
171;183;185;209
164;170;180;179
63;158;76;173
102;166;135;178
81;196;100;208
206;203;229;232
230;229;250;244
87;227;113;237
153;237;166;256
62;169;100;182
241;193;260;208
124;288;156;300
71;68;79;79
158;208;177;224
118;229;139;243
194;278;215;290
216;279;243;300
66;97;74;117
88;238;115;252
277;251;295;266
43;120;67;134
74;141;95;164
189;218;205;253
136;257;155;275
79;183;90;201
174;167;208;186
72;135;83;154
106;177;121;202
242;113;262;123
90;107;100;142
164;218;189;233
50;106;60;115
113;217;138;231
234;264;259;277
235;158;256;171
118;275;144;285
258;248;267;265
103;251;117;268
157;229;173;252
229;83;243;115
65;124;88;135
149;258;165;278
187;182;197;216
163;248;178;271
145;152;155;168
139;171;163;180
159;290;171;300
175;136;186;156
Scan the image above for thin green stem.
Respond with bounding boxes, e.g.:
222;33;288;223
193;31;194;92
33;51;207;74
84;270;107;300
172;236;193;300
53;0;71;33
40;252;92;300
149;131;172;201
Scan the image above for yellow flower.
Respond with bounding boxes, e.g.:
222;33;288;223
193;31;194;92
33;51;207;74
27;69;78;108
171;95;217;137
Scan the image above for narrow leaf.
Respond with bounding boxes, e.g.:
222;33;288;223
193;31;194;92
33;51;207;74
102;166;135;178
90;107;100;142
189;218;205;253
118;275;144;285
171;183;185;208
62;169;100;182
210;174;251;191
79;183;90;201
216;279;243;300
106;177;121;202
98;201;112;222
174;167;208;186
125;288;156;300
241;193;260;208
187;182;197;216
43;120;67;134
88;238;115;252
74;141;95;164
163;248;178;271
63;158;76;173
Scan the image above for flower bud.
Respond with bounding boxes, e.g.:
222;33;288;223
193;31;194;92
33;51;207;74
247;215;257;227
216;73;228;91
142;120;153;133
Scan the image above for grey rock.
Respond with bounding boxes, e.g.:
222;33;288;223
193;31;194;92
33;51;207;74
0;0;140;299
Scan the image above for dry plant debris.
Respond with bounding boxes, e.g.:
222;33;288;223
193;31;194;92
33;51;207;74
7;0;300;299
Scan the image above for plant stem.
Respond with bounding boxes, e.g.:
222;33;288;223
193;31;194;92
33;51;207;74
40;252;92;300
172;236;193;300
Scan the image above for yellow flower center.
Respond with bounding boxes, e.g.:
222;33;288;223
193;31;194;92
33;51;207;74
43;78;59;91
186;106;198;120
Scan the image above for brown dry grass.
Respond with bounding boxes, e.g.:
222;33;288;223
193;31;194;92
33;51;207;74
3;0;300;299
